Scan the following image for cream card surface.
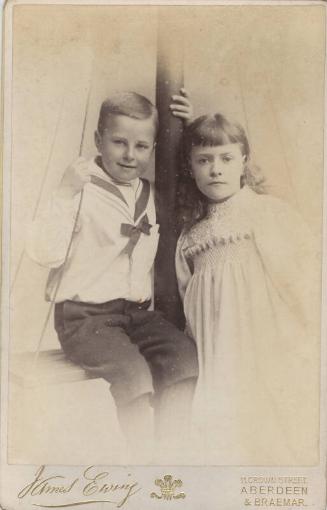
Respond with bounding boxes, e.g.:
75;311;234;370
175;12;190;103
1;1;326;509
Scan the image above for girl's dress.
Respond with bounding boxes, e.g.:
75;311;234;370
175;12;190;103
176;186;320;465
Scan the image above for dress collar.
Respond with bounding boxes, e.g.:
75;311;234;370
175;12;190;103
207;186;253;218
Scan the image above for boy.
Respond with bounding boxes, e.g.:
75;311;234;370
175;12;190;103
27;91;198;461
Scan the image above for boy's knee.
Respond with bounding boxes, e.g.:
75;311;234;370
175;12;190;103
165;327;198;372
110;357;153;406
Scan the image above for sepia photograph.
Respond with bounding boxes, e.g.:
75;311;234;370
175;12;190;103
1;1;326;508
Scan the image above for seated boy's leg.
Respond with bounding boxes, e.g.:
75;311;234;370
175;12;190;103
116;393;154;462
152;377;197;462
127;309;198;459
55;302;153;403
54;302;154;458
127;309;198;392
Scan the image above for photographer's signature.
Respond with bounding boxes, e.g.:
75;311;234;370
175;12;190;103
18;465;141;508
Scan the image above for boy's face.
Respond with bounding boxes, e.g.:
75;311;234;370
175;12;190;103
95;114;155;183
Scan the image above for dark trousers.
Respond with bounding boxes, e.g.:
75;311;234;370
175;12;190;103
54;299;198;407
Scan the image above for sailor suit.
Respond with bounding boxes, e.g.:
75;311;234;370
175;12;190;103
27;157;198;406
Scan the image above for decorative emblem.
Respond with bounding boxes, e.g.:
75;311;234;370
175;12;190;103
150;474;186;500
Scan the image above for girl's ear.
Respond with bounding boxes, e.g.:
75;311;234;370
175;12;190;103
94;130;102;152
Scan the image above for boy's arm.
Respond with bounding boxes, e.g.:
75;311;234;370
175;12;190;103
26;192;80;268
26;158;90;268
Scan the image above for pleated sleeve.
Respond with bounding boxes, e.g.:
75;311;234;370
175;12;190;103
252;194;321;333
175;231;193;302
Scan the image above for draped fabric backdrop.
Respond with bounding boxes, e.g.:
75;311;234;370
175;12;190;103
9;4;324;464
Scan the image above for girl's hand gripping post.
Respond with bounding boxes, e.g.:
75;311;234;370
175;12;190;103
169;88;194;126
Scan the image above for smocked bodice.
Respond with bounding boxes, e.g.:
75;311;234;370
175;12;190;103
183;187;255;270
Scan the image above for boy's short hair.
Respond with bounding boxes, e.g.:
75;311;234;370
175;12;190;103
97;92;158;137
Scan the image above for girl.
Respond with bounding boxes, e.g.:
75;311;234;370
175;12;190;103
176;113;320;465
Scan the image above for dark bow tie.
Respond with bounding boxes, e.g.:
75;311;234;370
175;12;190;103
121;214;152;256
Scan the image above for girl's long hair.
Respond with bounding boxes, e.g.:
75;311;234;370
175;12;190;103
177;113;266;232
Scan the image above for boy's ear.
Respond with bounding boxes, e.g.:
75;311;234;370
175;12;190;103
94;130;102;152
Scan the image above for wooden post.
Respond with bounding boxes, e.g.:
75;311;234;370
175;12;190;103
154;12;184;326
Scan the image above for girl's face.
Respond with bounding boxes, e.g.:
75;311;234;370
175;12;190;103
190;143;245;202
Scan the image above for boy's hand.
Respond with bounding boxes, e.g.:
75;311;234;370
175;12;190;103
57;157;91;199
170;88;194;126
